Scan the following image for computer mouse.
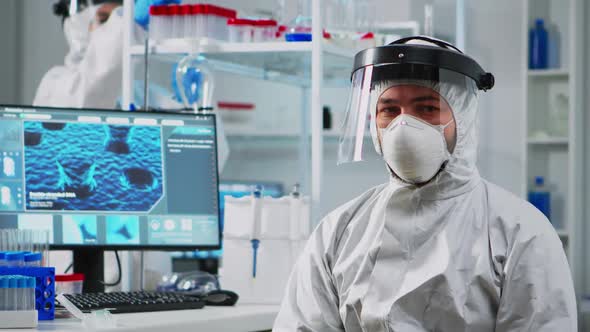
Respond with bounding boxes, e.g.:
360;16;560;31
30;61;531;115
203;289;239;306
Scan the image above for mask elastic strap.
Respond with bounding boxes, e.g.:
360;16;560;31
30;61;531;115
440;118;454;130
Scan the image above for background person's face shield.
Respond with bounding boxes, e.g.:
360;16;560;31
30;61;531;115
338;63;475;164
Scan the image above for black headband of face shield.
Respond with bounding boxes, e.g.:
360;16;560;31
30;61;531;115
369;63;469;91
352;36;495;91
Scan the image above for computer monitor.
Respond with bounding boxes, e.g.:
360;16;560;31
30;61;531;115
0;105;221;291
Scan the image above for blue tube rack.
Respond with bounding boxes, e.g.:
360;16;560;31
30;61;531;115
0;266;55;320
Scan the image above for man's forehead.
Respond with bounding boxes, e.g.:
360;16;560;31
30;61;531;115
378;85;440;102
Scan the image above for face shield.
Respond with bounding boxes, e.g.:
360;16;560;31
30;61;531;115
338;36;494;167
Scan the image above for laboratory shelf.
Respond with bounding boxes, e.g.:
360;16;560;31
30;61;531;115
131;39;355;86
527;137;569;145
527;69;569;78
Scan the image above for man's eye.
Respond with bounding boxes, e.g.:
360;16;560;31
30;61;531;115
379;107;400;115
416;105;439;113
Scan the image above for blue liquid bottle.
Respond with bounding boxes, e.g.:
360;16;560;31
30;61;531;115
529;18;548;69
528;176;551;220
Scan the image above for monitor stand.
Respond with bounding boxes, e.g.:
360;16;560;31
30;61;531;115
73;249;105;293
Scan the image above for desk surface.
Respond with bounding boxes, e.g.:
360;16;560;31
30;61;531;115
11;305;280;332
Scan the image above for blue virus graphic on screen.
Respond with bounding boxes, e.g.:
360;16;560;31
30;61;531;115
24;121;163;212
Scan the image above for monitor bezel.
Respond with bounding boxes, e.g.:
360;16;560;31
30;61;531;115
0;104;222;251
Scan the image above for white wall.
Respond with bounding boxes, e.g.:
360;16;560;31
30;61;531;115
19;0;68;104
466;0;525;196
0;0;67;105
0;1;19;104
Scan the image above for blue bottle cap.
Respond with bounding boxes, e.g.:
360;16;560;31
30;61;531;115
535;176;544;186
0;276;8;288
24;252;42;262
17;277;27;288
8;277;18;288
252;185;263;198
5;252;25;261
28;277;36;288
535;18;544;26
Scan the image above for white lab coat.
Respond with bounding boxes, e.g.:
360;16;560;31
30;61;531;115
274;78;577;331
33;6;124;109
274;177;576;331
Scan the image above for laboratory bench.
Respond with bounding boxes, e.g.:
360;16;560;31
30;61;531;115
12;304;279;332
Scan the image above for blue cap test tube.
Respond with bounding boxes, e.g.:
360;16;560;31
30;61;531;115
8;276;18;311
0;276;8;311
24;253;42;267
5;252;25;267
17;277;27;311
0;252;7;266
0;276;36;312
27;277;36;311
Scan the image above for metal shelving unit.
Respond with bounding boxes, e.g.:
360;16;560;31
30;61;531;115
120;0;467;224
121;0;357;221
520;0;584;299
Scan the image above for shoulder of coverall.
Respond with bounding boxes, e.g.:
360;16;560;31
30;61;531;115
481;179;562;262
313;183;389;265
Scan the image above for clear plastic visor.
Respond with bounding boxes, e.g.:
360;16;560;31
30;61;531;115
338;64;470;164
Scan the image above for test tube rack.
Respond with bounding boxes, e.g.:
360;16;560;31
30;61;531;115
0;266;55;321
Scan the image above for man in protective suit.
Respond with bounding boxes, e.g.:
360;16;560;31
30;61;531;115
274;36;576;331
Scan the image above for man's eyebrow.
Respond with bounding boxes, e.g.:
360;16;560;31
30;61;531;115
378;98;399;104
378;95;439;104
410;96;439;103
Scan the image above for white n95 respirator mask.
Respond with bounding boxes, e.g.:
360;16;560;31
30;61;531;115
379;114;452;184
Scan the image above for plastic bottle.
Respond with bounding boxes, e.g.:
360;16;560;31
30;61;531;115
529;18;548;69
547;24;560;69
528;176;551;220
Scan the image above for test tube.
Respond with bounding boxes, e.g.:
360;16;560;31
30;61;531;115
8;276;17;311
31;230;50;267
28;277;36;311
0;276;7;311
17;276;26;310
170;4;181;38
149;5;161;40
5;252;25;267
0;230;6;251
24;252;42;267
180;4;191;38
163;5;173;38
0;251;7;266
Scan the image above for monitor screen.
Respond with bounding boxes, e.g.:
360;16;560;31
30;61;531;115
0;105;220;250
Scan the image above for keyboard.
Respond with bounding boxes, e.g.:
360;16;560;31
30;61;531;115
61;291;205;314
